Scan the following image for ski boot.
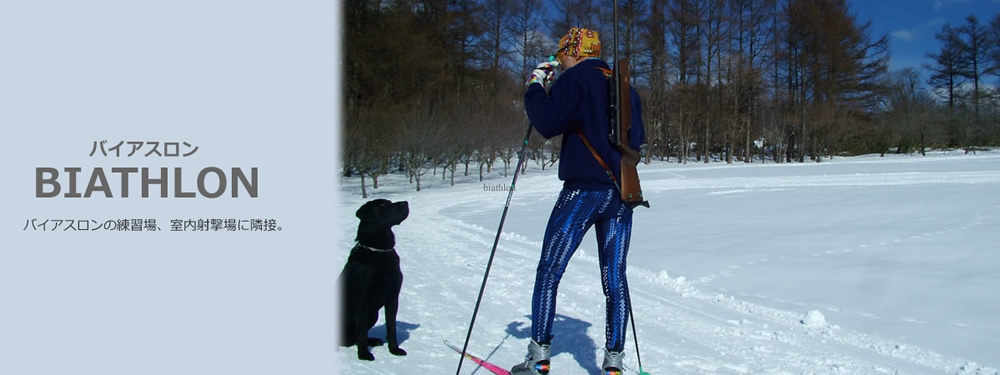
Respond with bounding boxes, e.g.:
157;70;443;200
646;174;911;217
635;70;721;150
602;348;625;375
510;339;551;375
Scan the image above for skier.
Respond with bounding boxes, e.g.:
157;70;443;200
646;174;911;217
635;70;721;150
512;27;645;375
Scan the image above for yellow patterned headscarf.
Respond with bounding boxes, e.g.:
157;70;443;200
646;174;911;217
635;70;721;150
557;27;601;58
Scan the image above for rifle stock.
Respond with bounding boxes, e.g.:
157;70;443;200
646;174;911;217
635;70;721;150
615;59;647;207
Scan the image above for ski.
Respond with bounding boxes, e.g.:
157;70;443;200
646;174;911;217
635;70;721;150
444;341;511;375
447;340;651;375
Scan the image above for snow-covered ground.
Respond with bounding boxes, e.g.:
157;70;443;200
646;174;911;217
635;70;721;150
336;150;1000;375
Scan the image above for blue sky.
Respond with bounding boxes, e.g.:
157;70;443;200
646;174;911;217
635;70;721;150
850;0;1000;75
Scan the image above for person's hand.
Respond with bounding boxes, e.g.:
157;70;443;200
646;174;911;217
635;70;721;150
525;61;559;88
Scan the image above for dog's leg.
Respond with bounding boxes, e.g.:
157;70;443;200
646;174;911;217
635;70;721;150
353;310;376;361
384;297;407;356
365;310;384;346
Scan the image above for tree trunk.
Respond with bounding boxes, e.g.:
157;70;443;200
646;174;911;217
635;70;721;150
360;173;368;199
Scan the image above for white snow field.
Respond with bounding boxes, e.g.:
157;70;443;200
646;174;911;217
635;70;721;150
336;150;1000;375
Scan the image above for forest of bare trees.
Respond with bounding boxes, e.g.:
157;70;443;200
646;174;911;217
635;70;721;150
343;0;1000;196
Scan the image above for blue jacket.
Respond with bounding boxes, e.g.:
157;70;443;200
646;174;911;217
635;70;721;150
525;58;645;191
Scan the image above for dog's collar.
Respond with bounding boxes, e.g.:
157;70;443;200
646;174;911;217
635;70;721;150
356;242;395;253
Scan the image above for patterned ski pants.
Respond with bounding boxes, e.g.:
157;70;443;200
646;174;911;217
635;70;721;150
531;188;633;352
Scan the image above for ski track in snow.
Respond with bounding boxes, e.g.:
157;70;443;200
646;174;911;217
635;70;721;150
337;152;1000;375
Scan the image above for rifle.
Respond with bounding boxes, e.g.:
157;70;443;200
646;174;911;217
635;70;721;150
609;3;649;209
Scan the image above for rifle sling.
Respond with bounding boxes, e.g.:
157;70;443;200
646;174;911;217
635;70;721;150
574;126;621;193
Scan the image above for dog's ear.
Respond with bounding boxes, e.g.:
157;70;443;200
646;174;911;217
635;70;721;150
356;199;389;222
356;202;375;222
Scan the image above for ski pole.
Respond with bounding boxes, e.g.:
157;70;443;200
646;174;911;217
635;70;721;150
455;123;533;375
627;287;651;375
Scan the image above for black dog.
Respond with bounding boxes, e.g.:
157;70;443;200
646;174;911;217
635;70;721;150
339;199;409;361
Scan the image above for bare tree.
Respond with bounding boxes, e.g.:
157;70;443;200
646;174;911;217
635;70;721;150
958;15;993;146
510;0;551;78
876;68;934;155
925;23;968;147
639;0;670;161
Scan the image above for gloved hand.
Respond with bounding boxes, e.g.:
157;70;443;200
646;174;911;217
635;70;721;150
525;60;559;88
